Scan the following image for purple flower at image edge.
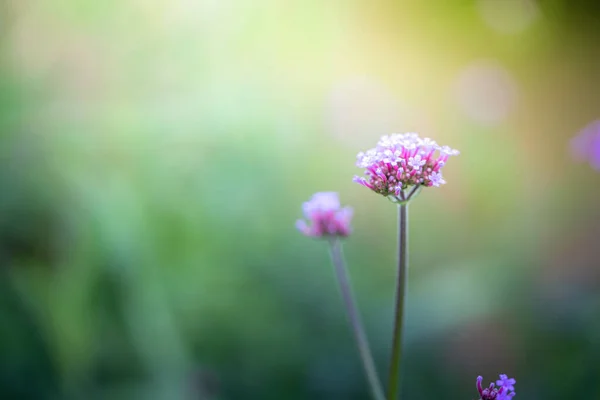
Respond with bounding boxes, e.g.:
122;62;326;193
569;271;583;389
570;119;600;170
476;374;516;400
296;192;353;238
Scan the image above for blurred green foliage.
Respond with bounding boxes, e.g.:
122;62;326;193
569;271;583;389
1;1;599;399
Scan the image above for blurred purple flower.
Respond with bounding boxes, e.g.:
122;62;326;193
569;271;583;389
571;120;600;170
353;133;458;202
296;192;353;238
496;374;516;392
476;375;516;400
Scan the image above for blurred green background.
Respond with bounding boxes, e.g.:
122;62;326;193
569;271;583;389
1;0;599;399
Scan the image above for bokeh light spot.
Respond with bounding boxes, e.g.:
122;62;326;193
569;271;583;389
325;76;403;145
477;0;540;34
453;61;519;125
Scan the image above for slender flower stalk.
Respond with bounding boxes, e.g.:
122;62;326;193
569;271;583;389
296;192;384;400
386;187;420;400
353;133;459;400
328;238;385;400
386;203;408;400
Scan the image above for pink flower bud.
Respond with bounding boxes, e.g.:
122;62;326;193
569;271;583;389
296;192;353;238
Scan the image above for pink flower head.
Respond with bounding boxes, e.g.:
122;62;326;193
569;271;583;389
296;192;353;238
354;133;459;202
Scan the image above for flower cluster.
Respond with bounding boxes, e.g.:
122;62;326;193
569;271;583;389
296;192;353;238
476;374;516;400
353;133;459;202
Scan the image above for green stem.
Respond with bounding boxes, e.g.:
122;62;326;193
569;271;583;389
387;203;409;400
328;239;385;400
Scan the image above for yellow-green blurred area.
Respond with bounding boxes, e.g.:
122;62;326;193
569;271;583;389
1;0;599;399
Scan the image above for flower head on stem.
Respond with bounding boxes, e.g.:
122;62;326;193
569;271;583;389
296;193;385;400
353;133;459;400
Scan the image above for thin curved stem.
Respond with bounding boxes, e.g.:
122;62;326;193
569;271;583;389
328;239;385;400
406;185;420;201
387;203;409;400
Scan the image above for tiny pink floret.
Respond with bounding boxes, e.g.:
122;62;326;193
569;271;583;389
353;132;459;200
296;192;353;238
